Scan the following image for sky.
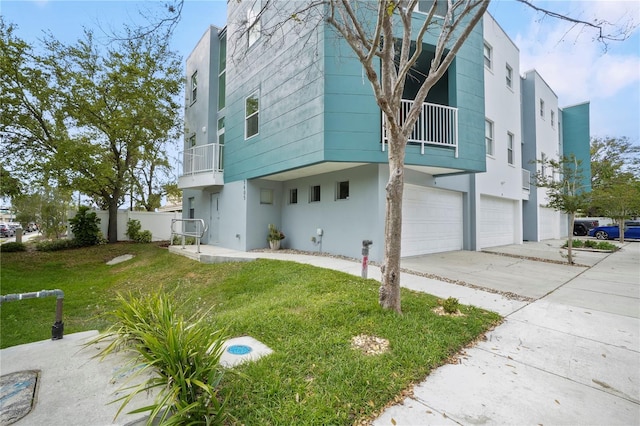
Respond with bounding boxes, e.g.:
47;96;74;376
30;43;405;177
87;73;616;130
2;0;639;145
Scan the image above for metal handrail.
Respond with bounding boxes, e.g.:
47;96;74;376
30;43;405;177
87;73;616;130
170;218;208;253
0;289;65;340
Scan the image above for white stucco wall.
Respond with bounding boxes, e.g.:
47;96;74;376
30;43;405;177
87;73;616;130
474;14;524;248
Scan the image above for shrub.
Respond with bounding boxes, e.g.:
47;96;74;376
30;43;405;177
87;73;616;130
69;206;103;247
563;240;618;251
441;297;460;314
90;292;228;425
126;219;153;243
172;235;196;245
0;242;26;252
35;239;79;252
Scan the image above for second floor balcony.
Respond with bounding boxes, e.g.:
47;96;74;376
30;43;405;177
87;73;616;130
178;143;224;189
382;99;458;157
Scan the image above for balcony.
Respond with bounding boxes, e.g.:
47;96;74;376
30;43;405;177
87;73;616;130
382;100;458;157
178;143;224;189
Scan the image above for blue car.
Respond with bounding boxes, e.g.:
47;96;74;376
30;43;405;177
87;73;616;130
588;224;640;240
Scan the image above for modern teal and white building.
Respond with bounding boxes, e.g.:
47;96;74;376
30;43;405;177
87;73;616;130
178;3;591;262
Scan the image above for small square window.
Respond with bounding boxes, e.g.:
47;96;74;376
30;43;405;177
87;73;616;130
507;132;514;165
483;42;492;69
309;185;321;203
247;3;261;47
485;119;494;156
336;181;349;200
245;91;259;139
191;71;198;103
260;188;273;205
188;197;195;219
289;188;298;204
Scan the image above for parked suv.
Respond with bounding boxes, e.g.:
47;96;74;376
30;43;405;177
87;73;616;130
573;219;599;236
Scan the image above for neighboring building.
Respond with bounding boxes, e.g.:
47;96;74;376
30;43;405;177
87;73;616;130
178;4;590;262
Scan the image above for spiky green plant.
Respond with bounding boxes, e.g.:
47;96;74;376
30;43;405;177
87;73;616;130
90;292;228;425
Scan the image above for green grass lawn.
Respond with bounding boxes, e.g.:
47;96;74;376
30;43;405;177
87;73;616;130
1;242;500;424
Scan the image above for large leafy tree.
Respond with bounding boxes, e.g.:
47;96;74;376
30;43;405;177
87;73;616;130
591;136;640;189
0;19;182;242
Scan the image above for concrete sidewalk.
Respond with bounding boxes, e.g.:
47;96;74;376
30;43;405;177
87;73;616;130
375;242;640;425
1;241;638;425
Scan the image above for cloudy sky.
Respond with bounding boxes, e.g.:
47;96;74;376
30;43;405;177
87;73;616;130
488;0;639;143
3;0;639;143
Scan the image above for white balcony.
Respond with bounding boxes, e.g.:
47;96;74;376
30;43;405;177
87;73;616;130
178;143;224;189
382;100;458;157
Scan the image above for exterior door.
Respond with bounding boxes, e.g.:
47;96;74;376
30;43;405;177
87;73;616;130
209;193;220;244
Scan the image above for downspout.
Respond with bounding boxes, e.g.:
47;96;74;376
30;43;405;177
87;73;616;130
0;289;65;340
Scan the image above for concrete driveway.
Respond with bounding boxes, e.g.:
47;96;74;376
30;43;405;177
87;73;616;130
400;239;618;300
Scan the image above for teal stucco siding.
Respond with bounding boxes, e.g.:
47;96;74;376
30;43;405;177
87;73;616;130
562;102;591;192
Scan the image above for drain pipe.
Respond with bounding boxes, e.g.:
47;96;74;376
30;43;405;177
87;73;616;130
0;289;65;340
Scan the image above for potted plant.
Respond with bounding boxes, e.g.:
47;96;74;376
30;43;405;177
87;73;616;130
267;224;285;250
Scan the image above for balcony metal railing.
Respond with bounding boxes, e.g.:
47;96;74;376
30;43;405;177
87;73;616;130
382;100;458;157
178;143;224;176
522;169;531;191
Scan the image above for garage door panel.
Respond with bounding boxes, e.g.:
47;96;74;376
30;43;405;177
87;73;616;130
479;195;516;248
402;185;463;257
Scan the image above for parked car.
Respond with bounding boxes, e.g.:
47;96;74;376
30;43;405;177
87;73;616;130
0;223;15;238
573;219;599;236
588;224;640;240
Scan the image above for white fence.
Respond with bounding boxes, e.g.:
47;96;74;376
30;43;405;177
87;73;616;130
68;210;181;242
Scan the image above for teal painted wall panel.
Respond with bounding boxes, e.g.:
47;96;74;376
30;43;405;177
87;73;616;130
562;102;591;192
323;18;486;174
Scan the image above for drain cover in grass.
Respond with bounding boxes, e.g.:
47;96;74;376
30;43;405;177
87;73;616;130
220;336;273;368
0;370;38;425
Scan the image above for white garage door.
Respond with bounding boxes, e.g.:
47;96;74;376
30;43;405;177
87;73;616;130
479;195;516;249
539;206;560;240
402;185;463;257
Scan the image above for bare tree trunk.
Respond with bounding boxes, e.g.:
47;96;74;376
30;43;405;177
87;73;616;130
379;129;405;314
107;196;119;243
619;218;625;243
567;212;575;264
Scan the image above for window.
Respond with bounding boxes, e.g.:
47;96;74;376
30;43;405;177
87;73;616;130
539;99;545;118
505;63;513;88
550;110;555;127
245;91;259;139
336;181;349;200
188;134;196;147
190;71;198;103
289;188;298;204
217;117;225;170
260;188;273;205
247;3;261;47
485;119;494;156
309;185;321;203
218;33;226;110
188;197;195;219
417;0;448;17
483;42;492;69
507;132;514;165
